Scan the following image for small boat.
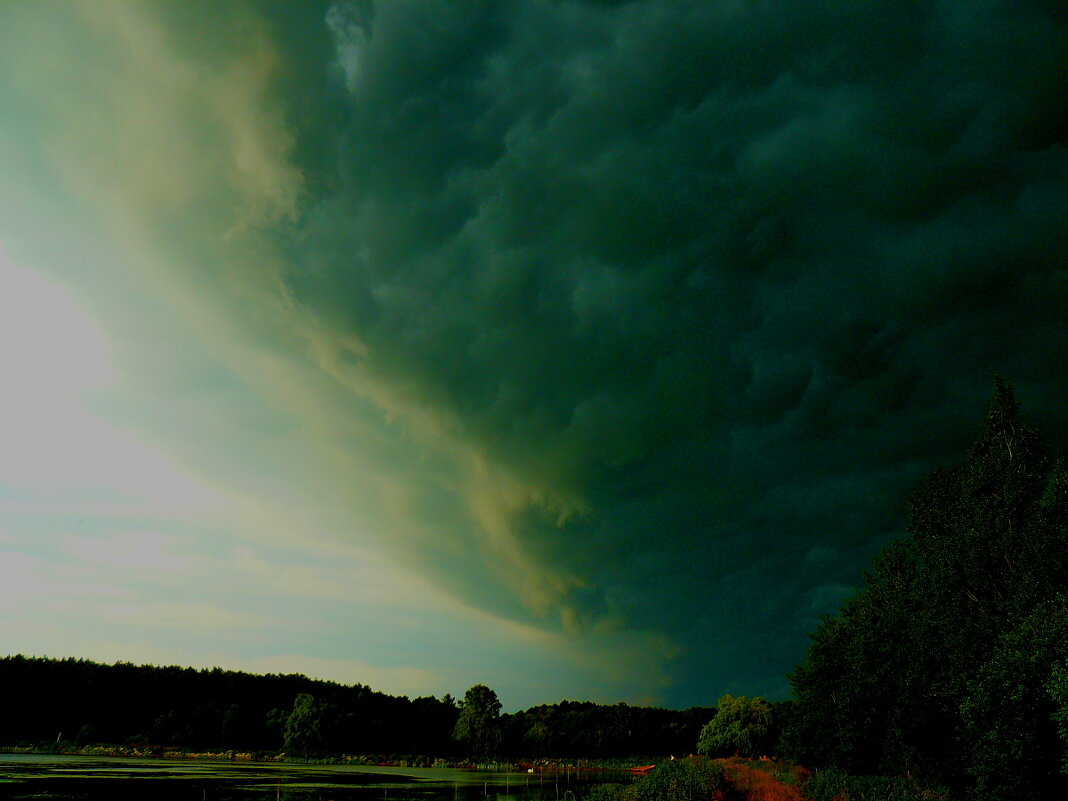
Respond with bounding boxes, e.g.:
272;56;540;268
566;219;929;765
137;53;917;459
629;765;656;774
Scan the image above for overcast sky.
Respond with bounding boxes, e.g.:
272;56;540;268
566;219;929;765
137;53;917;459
1;0;1066;710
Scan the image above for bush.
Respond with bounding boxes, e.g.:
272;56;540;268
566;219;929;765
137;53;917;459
587;759;726;801
804;768;948;801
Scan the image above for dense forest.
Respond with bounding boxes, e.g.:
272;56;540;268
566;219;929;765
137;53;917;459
782;382;1068;800
0;655;711;760
3;384;1067;801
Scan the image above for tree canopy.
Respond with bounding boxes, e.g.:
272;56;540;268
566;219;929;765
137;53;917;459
283;694;337;757
786;381;1068;800
696;694;772;758
453;684;502;759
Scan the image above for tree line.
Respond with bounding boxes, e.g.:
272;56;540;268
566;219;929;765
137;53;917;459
453;683;714;759
0;656;710;760
0;657;454;756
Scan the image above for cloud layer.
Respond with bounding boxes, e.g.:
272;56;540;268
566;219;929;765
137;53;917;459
2;0;1067;706
278;0;1068;701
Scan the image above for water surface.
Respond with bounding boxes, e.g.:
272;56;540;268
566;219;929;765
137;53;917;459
0;753;623;801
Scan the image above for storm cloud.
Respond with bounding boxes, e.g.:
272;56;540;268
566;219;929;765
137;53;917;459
3;0;1067;706
270;0;1068;702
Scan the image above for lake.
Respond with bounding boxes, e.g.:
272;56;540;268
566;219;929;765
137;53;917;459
0;754;627;801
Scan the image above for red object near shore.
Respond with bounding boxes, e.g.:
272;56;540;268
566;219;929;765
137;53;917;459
629;765;656;774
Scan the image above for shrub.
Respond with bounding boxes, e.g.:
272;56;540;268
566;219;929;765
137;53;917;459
804;768;948;801
587;759;726;801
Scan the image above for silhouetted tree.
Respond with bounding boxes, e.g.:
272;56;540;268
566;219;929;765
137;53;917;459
453;684;501;759
284;694;328;757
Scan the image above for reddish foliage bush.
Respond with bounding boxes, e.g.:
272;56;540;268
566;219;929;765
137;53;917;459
717;757;809;801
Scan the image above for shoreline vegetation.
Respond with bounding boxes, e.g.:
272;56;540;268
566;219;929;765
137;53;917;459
0;751;947;801
2;383;1066;801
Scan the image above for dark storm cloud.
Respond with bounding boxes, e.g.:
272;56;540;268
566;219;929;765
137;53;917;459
273;0;1068;704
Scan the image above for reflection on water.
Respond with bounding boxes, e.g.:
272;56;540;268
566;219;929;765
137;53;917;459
0;754;628;801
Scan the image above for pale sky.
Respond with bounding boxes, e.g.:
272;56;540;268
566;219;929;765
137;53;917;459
0;240;664;706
